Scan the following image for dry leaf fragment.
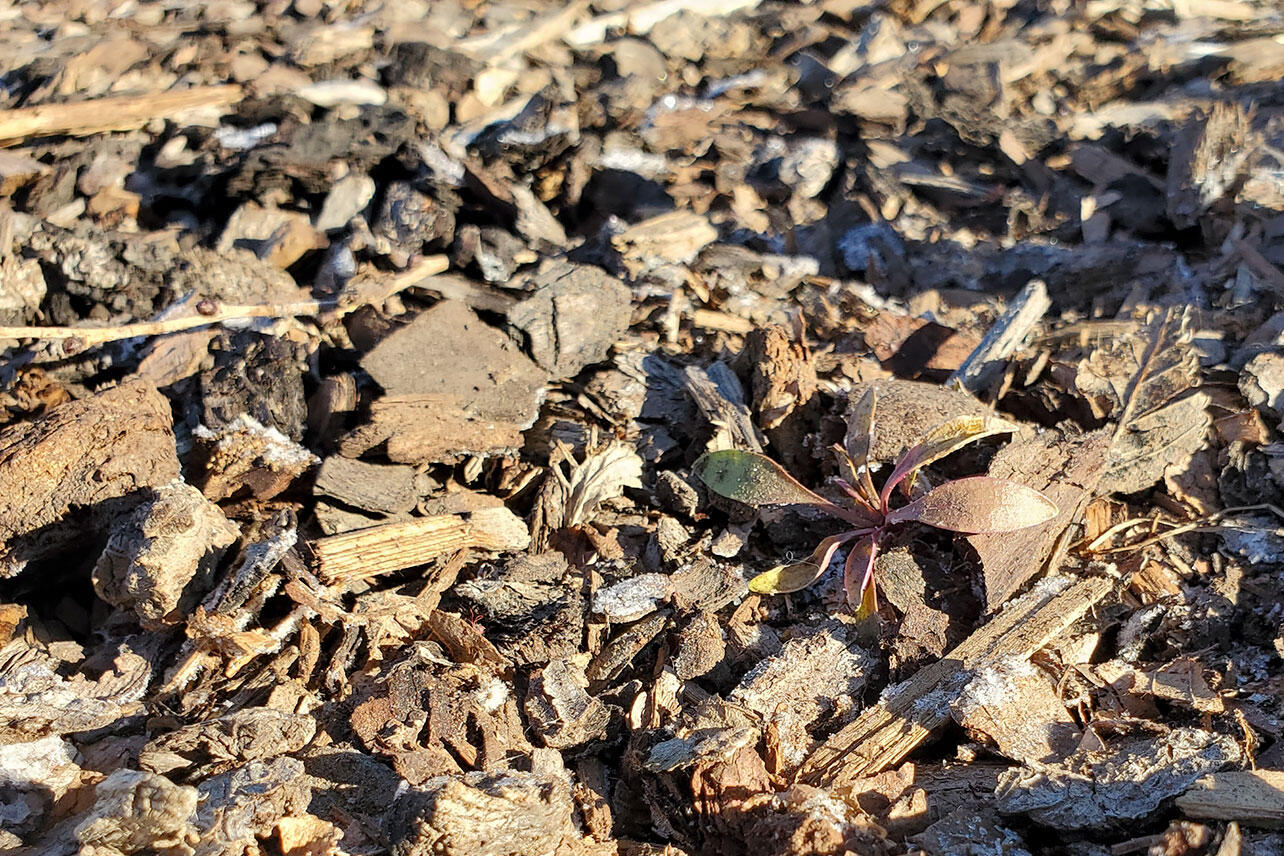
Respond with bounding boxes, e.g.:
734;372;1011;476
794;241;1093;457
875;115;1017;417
553;442;643;529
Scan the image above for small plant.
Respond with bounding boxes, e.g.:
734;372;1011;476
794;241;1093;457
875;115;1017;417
693;388;1058;618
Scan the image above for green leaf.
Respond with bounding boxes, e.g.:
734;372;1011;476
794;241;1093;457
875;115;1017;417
747;533;853;594
881;416;1017;506
695;450;833;509
884;476;1058;533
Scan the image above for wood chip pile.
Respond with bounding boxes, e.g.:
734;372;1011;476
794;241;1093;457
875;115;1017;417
0;0;1282;854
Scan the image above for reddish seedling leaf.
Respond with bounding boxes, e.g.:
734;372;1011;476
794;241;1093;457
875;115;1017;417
748;532;855;594
843;535;879;619
883;476;1058;533
880;415;1016;507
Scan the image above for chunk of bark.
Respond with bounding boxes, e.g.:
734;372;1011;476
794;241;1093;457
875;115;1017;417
911;808;1032;856
200;332;308;442
586;610;669;687
967;429;1111;611
592;573;673;622
373;181;456;252
339;393;528;464
194;757;311;856
216;201;327;269
730;621;872;774
312;456;418;515
0;642;150;742
349;644;528;785
140;708;317;777
994;728;1241;830
800;576;1114;788
1075;311;1209;494
644;727;758;774
190;415;319;502
0;381;179;575
75;769;199;856
0;735;81;834
453;552;586;667
673;612;726;681
611;210;717;276
0;150;50;196
865;314;980;380
93;480;240;626
1176;771;1284;827
506;262;633;379
361;300;548;428
1093;658;1225;714
843;379;998;468
389;769;584;856
948;279;1050;397
1166;103;1253;231
950;656;1080;765
684;362;765;454
524;657;611;749
427;610;510;673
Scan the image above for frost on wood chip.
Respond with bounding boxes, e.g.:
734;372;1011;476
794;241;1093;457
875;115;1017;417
592;573;673;622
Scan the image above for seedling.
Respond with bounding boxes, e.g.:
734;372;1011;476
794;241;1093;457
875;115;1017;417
694;388;1058;619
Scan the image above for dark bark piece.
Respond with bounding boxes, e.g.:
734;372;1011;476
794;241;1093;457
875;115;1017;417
948;279;1050;397
506;262;632;379
0;380;179;574
361;300;548;428
683;363;765;453
670;557;743;614
742;326;818;431
313;456;418;515
373;181;456;253
201;332;308;442
673;612;726;681
586;611;669;688
453;551;586;667
739;325;820;478
967;429;1110;611
93;480;240;625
